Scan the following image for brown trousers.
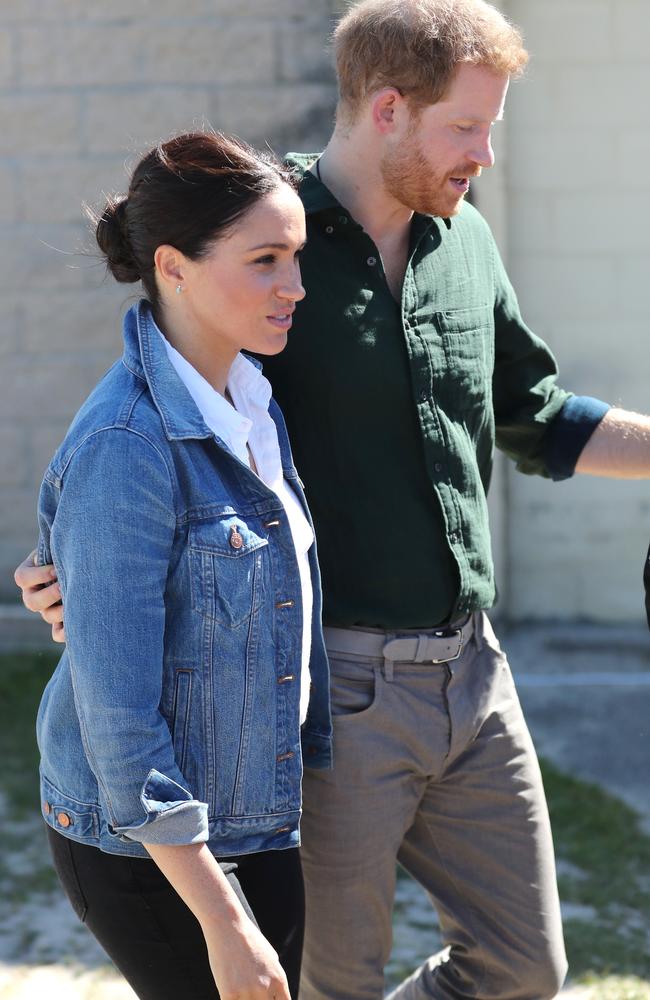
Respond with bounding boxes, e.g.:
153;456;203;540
299;613;567;1000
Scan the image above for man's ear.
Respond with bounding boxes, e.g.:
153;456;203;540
370;87;405;135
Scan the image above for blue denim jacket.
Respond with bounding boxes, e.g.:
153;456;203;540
36;300;332;859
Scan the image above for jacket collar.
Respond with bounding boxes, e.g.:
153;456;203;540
121;299;263;443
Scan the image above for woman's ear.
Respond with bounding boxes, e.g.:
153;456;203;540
154;245;186;293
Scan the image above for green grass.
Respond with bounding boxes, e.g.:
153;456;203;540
541;759;650;983
0;650;59;817
0;650;61;903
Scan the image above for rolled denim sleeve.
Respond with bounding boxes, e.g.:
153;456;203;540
48;427;208;846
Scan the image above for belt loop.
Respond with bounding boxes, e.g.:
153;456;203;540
382;632;396;682
382;634;395;682
415;635;428;661
473;611;484;652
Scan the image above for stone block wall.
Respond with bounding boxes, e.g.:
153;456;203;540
0;0;337;597
1;0;649;622
502;0;650;620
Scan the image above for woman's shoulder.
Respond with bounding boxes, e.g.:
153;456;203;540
46;357;171;481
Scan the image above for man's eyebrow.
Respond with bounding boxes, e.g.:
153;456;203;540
452;112;505;123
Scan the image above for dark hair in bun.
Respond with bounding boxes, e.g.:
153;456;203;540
91;130;297;314
95;196;140;284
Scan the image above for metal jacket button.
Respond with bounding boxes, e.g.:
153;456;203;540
229;525;244;550
56;811;72;828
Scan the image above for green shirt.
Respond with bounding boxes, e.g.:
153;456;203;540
261;154;605;628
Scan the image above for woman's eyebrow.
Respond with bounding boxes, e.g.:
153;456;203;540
246;240;308;252
246;241;291;251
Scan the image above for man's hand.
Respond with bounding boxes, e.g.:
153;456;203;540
14;552;66;643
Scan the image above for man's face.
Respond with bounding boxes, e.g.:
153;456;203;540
381;63;510;217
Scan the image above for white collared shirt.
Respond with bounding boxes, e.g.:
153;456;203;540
158;328;314;724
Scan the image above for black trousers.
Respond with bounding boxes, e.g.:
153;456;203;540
46;826;304;999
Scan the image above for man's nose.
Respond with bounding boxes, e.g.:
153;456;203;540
470;134;495;169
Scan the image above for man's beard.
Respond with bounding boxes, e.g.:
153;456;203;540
380;140;478;218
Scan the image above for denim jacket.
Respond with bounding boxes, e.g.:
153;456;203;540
36;300;332;859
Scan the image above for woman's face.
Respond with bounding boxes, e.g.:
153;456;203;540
177;184;307;360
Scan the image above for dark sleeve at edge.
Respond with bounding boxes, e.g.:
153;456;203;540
642;539;650;632
544;395;610;481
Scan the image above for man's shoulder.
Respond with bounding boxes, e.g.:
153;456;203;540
283;152;340;216
284;151;317;176
449;199;495;244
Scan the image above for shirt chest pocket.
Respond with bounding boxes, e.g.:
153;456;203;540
435;307;494;410
189;517;269;629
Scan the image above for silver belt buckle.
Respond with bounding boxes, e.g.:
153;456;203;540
431;628;463;664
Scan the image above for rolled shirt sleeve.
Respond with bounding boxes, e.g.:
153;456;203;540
491;245;610;479
542;395;611;481
45;427;209;846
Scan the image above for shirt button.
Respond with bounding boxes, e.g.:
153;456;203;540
339;216;348;224
367;256;377;266
325;225;334;234
434;462;443;473
418;389;428;403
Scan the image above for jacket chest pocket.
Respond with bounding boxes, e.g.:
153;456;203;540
190;517;268;629
436;307;494;410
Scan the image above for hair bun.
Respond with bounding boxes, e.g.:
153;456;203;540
95;196;141;283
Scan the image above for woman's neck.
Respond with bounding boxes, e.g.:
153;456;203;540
155;307;237;397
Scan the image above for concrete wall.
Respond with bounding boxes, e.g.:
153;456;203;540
1;0;649;622
501;0;650;621
0;0;337;598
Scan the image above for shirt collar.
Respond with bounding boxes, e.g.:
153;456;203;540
120;300;268;447
154;321;272;465
285;150;452;231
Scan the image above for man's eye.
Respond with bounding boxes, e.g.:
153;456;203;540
454;124;474;134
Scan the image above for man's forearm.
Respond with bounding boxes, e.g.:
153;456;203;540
576;408;650;478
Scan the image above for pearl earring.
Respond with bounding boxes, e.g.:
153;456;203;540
176;284;183;294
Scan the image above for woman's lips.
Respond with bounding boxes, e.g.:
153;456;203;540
266;313;294;330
